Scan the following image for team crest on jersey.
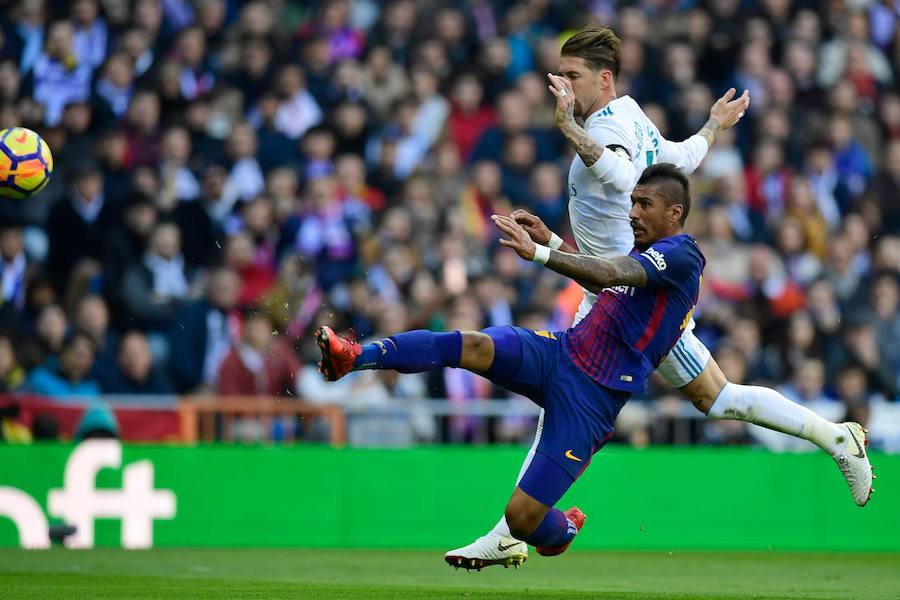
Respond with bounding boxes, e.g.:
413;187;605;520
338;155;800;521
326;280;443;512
641;247;667;271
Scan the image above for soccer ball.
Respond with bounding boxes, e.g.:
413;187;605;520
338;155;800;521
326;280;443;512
0;127;53;200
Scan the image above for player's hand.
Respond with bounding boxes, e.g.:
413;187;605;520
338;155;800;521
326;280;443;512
709;88;750;130
547;73;576;127
492;214;537;261
510;209;551;244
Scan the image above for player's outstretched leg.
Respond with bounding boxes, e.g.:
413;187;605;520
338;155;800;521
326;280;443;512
682;358;874;506
443;412;543;570
316;326;491;380
505;451;588;557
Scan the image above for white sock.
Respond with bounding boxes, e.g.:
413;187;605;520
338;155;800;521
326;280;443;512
708;383;845;456
490;410;544;539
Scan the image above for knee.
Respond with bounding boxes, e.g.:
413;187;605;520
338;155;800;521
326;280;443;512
460;331;493;367
689;392;717;415
682;361;728;415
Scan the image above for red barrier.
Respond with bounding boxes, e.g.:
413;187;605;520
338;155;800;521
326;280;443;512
0;395;182;442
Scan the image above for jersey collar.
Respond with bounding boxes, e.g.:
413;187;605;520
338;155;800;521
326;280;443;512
583;95;630;128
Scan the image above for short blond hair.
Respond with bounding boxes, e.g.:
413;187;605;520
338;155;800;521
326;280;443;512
560;25;621;78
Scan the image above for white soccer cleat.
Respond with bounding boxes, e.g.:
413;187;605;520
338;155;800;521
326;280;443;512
833;422;874;507
444;532;527;571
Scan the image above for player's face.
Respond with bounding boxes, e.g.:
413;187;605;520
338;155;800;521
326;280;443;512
630;184;680;248
558;56;607;118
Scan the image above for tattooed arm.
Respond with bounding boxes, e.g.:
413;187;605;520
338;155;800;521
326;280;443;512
546;252;647;294
547;73;635;192
492;214;647;293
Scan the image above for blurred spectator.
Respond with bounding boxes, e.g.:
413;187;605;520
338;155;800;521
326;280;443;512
121;222;195;332
859;139;900;234
409;67;449;149
168;267;240;393
28;20;92;126
158;126;200;204
26;330;101;398
100;331;173;395
121;89;161;168
223;230;275;308
92;52;135;132
216;309;300;396
73;402;118;439
365;98;429;180
447;74;495;163
259;253;321;339
173;26;215;101
469;90;558;164
273;64;322;140
70;0;107;70
459;161;511;245
0;223;28;313
828;113;872;200
103;193;157;315
817;11;893;89
31;303;66;362
361;45;408;121
224;36;275;108
0;334;25;391
72;294;117;384
222;121;265;208
287;176;367;290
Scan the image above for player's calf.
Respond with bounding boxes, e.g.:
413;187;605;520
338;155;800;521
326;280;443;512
504;487;582;556
504;488;548;541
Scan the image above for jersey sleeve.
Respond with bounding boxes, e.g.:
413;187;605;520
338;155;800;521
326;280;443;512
634;237;702;291
584;115;637;192
657;135;709;174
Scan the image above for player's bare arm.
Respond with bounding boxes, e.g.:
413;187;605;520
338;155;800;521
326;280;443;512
546;253;646;293
695;88;750;148
492;214;646;293
547;73;604;166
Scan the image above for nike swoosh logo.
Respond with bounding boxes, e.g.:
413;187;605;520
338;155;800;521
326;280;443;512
846;427;866;459
497;541;519;552
13;130;27;144
565;449;583;462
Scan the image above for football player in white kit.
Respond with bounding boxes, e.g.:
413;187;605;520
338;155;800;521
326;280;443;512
445;25;874;571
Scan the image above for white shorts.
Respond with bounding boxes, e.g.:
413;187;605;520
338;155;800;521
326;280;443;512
656;322;711;388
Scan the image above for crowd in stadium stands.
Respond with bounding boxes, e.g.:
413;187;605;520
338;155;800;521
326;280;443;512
0;0;899;448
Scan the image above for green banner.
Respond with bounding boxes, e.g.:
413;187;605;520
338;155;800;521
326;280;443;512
0;441;895;551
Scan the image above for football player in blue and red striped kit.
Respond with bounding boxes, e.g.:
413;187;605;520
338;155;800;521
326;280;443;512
316;164;703;558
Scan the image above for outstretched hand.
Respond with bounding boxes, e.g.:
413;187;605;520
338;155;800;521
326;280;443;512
492;214;537;261
709;87;750;130
510;209;551;244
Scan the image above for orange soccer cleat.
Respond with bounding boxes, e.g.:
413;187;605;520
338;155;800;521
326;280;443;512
316;326;362;381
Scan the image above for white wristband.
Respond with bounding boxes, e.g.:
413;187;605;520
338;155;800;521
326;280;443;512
548;232;564;250
532;244;551;266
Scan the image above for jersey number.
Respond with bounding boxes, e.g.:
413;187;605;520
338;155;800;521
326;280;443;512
645;150;654;167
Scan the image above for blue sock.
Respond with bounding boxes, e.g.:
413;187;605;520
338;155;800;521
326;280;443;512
522;508;577;548
353;330;462;373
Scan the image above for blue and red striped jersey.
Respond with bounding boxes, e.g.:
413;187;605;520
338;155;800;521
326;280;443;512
562;233;705;393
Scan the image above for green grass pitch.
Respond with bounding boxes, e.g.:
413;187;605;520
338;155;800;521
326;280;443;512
1;548;898;599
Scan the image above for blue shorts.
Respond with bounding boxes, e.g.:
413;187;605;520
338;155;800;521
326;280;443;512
482;326;629;506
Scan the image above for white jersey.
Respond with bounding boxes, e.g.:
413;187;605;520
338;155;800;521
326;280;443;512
568;95;708;323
